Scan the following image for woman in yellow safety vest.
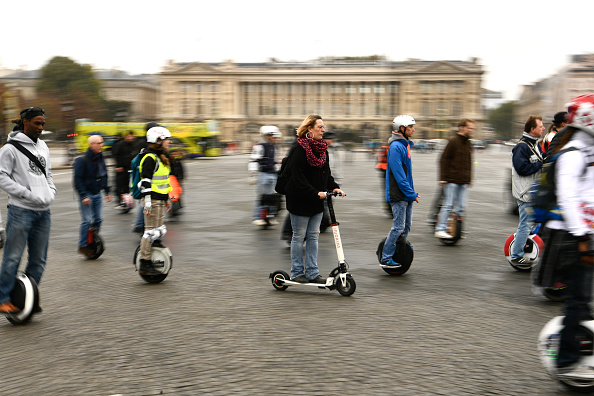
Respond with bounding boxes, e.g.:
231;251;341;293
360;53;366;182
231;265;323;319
138;126;172;276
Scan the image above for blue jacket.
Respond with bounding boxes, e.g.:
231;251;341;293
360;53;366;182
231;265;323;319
385;133;418;203
73;149;110;199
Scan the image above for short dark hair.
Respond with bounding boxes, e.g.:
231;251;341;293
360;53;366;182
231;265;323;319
458;118;474;128
20;107;45;120
524;115;542;133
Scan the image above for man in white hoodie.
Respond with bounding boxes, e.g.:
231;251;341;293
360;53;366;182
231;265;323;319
542;95;594;380
0;107;56;314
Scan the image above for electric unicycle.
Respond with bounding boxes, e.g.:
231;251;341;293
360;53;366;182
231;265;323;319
5;272;40;325
84;226;104;260
538;316;594;392
133;242;172;283
504;227;544;271
438;212;463;246
376;236;414;275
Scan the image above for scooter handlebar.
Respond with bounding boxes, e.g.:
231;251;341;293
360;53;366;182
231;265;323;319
325;191;346;197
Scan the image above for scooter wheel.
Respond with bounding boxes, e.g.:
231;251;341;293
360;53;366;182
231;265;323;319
270;270;289;291
336;274;356;296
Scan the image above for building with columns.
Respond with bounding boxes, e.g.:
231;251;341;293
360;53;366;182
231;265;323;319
158;57;484;143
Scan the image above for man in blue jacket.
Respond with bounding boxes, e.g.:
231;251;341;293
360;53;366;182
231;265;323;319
380;115;420;267
73;135;112;256
510;115;544;265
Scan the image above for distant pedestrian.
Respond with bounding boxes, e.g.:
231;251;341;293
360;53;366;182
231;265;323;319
542;111;567;155
0;107;55;314
112;130;138;208
73;135;112;256
434;119;474;239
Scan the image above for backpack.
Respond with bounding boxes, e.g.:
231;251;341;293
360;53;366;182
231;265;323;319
275;146;296;195
529;146;580;223
130;151;159;199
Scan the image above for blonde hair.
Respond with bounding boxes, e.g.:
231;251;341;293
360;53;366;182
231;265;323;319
296;115;322;137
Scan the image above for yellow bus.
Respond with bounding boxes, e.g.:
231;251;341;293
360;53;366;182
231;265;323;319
74;119;222;157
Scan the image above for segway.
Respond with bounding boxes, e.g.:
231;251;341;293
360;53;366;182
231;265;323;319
5;272;40;325
376;236;414;276
538;316;594;392
504;224;544;271
270;191;356;297
84;226;104;260
133;225;172;283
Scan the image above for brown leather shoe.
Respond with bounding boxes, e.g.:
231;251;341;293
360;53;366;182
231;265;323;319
0;302;20;314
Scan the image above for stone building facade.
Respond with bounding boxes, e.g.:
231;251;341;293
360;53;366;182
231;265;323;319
158;57;484;143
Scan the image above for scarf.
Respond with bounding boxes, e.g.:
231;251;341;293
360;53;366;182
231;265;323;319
297;137;328;168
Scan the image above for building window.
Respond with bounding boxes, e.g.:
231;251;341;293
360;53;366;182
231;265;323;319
389;83;399;94
452;101;463;116
195;83;203;93
345;86;356;94
421;82;432;93
360;85;371;94
374;85;385;94
421;101;432;116
331;84;341;94
453;81;463;92
436;101;448;115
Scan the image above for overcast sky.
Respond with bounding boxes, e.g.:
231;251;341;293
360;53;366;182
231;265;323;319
2;0;592;101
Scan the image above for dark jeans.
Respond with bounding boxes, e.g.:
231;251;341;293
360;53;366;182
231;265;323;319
555;230;594;368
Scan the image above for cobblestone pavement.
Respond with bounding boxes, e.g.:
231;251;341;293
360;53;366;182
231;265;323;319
0;146;578;395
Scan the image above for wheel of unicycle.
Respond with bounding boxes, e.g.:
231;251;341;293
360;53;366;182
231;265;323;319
504;233;544;271
541;287;566;302
335;274;356;296
133;245;172;283
270;270;290;291
87;233;104;260
439;214;462;246
538;316;594;392
6;272;39;325
376;237;413;276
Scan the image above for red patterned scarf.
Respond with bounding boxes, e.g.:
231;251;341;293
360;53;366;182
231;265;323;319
297;137;328;168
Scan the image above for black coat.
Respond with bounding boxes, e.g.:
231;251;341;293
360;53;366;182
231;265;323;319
285;144;339;217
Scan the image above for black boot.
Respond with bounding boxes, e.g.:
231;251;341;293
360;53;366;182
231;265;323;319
139;259;159;275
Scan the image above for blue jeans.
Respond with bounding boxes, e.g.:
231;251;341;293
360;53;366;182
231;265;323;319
79;193;103;247
290;212;323;280
0;205;51;304
435;183;468;232
381;201;413;263
135;200;144;229
511;200;531;259
253;172;278;220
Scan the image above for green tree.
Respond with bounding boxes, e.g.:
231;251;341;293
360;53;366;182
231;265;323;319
38;56;102;99
488;101;517;140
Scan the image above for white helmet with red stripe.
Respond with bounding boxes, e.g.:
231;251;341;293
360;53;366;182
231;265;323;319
567;94;594;136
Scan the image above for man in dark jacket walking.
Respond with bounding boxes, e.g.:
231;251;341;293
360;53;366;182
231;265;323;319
434;119;474;239
73;135;112;256
111;130;138;208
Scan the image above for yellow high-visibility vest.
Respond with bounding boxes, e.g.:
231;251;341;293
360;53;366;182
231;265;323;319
140;153;172;195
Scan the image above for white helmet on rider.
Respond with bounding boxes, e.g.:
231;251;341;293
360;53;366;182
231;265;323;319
392;115;416;132
567;94;594;136
260;126;281;137
146;126;171;144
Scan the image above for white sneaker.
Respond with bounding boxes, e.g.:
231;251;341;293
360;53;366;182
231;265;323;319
557;364;594;380
252;219;267;226
434;230;453;239
267;219;279;225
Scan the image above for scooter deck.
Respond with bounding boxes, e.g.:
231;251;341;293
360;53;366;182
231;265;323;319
281;278;334;288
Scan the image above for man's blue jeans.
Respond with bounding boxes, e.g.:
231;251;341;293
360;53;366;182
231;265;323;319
0;205;51;304
290;212;323;280
381;201;413;263
511;200;531;260
435;183;468;232
79;193;103;247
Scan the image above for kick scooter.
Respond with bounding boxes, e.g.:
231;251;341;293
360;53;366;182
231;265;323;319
270;191;356;297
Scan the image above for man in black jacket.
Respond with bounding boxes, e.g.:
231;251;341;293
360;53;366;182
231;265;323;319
111;131;138;208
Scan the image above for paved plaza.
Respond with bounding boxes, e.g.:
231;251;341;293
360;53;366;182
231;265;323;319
0;145;575;395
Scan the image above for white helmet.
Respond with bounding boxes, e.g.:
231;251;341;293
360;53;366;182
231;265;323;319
260;126;280;137
392;115;416;132
567;94;594;136
146;126;171;144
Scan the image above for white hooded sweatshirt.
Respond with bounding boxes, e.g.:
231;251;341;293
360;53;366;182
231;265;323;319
0;131;56;211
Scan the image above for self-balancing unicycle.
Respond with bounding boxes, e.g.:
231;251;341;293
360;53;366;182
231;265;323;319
84;226;104;260
504;224;544;271
438;212;463;246
538;316;594;392
133;226;172;283
5;272;40;325
376;236;414;276
270;192;356;296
